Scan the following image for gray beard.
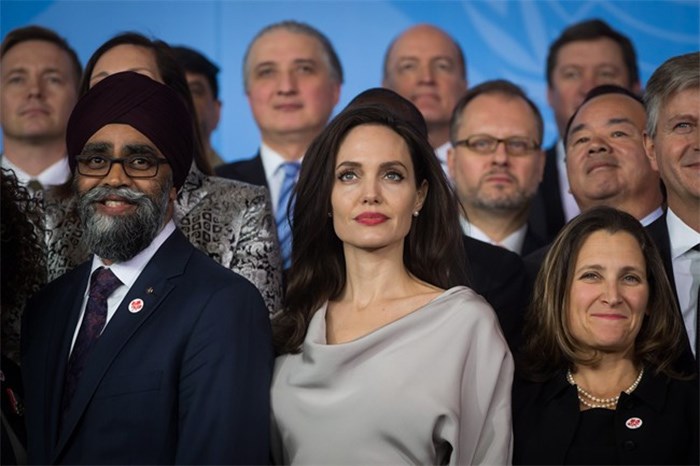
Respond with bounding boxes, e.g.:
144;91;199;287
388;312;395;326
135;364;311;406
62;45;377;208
76;181;171;263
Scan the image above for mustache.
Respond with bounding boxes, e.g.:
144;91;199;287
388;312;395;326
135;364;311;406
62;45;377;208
80;185;148;204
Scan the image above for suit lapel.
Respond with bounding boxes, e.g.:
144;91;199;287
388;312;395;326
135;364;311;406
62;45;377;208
41;263;91;450
52;230;193;460
245;153;268;187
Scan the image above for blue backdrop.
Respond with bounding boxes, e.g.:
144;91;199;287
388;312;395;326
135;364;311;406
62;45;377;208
2;0;699;162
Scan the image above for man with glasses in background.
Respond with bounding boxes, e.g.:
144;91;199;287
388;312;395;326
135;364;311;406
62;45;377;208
448;80;547;256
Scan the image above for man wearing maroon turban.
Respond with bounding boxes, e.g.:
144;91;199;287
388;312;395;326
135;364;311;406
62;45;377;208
21;72;273;465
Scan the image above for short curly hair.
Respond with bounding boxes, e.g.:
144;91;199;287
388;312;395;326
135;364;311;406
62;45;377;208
1;169;47;314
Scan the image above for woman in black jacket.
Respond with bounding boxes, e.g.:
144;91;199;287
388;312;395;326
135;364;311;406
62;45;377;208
513;206;698;465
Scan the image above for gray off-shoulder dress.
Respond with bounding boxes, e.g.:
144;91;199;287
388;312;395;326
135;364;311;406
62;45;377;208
271;286;514;465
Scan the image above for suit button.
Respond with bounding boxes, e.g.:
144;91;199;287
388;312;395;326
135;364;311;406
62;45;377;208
623;440;636;451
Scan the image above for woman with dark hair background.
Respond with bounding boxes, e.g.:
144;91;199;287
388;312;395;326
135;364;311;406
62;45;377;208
271;101;513;465
513;206;698;465
1;168;47;464
43;32;283;313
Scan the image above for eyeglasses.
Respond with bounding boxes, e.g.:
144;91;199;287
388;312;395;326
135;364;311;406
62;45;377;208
453;134;540;156
75;154;170;178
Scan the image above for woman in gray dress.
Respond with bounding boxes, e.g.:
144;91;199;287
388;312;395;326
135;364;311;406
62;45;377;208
271;98;513;465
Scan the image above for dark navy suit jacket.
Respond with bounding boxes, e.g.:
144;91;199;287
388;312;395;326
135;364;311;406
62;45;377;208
530;144;566;240
21;229;273;465
216;153;268;188
646;214;697;374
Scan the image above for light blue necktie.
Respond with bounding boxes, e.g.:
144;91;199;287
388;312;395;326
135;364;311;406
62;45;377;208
276;162;300;269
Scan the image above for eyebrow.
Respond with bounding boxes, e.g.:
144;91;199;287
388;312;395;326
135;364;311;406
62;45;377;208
335;160;408;170
569;117;636;137
80;142;158;156
575;264;644;274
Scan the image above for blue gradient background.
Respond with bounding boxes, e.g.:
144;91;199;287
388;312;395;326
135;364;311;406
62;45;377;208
2;1;698;161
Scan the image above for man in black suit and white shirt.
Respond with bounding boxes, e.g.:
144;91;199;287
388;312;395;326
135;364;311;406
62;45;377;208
22;72;273;464
534;19;641;239
216;20;342;269
448;80;548;256
643;52;700;373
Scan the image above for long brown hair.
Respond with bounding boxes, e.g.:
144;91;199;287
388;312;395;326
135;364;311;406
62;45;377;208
521;206;687;381
273;105;467;354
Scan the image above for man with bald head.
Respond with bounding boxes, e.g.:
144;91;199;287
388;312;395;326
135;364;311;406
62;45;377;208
383;24;467;174
21;72;272;465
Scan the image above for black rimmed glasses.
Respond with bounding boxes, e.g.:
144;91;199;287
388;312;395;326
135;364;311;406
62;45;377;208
75;154;170;178
453;134;540;156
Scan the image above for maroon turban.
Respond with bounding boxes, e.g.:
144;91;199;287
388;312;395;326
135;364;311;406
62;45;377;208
67;71;193;190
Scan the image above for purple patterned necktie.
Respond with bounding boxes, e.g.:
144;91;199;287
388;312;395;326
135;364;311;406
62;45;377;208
61;267;122;415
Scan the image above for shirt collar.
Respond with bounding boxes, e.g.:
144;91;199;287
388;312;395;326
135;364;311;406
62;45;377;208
260;142;304;179
91;220;176;288
667;208;700;260
460;216;528;254
1;155;70;187
639;206;664;227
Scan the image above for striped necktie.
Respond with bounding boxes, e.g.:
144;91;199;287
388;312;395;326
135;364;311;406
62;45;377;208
276;162;300;269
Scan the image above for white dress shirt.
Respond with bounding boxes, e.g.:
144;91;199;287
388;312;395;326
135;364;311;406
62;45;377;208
556;140;580;222
667;208;700;357
259;143;302;215
70;221;176;353
460;216;528;254
434;141;452;180
1;155;71;190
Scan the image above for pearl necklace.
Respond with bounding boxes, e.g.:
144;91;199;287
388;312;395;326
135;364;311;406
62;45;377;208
566;367;645;409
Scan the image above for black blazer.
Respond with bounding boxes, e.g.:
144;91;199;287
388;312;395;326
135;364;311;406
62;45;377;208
462;235;528;353
216;152;268;188
512;369;699;465
531;144;567;240
21;229;273;465
646;214;697;373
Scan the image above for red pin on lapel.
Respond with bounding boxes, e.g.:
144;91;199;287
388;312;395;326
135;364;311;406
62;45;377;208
128;298;144;313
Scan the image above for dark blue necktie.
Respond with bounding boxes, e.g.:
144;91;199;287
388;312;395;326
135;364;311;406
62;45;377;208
61;267;121;415
276;162;300;269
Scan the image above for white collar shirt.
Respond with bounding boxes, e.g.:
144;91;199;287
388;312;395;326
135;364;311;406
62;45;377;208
666;208;700;357
557;139;581;222
259;143;303;215
460;216;528;255
1;154;71;190
434;141;452;181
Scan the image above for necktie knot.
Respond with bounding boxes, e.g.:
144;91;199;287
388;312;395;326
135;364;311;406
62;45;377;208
281;161;301;179
90;267;122;302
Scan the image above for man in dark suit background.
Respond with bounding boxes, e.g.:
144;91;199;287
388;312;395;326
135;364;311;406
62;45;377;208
533;19;641;239
643;52;700;373
216;20;343;269
21;72;273;464
447;80;548;256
